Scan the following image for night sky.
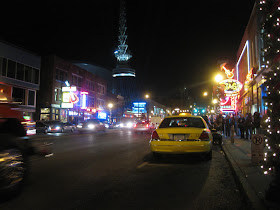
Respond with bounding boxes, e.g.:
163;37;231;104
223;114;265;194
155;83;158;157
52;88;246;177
1;0;255;102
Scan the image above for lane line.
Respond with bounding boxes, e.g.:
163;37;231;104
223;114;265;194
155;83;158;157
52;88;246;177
137;162;148;169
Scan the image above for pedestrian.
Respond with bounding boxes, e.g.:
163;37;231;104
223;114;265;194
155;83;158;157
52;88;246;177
225;115;231;137
253;112;261;134
235;113;240;136
245;113;253;139
238;114;245;139
215;114;223;132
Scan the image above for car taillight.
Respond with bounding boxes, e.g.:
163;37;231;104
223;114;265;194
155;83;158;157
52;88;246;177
151;130;160;140
134;124;137;128
199;131;209;141
146;124;149;128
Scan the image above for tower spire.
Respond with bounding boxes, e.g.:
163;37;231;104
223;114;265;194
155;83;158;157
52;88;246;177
114;0;132;62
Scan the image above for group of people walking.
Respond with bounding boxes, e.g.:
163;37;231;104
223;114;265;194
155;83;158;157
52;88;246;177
211;111;262;140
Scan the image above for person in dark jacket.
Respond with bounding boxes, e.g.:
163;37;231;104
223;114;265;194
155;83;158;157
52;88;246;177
238;114;245;139
225;115;231;137
253;112;261;134
245;113;253;139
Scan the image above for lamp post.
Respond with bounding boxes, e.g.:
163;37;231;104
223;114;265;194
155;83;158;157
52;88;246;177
145;94;150;121
214;73;223;114
108;103;113;124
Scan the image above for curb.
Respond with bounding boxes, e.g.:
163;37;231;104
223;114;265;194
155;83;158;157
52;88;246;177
221;143;266;210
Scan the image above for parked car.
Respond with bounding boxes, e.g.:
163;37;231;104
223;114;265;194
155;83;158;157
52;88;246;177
44;121;65;133
36;121;50;134
63;122;76;132
150;113;213;160
133;121;156;134
76;119;106;133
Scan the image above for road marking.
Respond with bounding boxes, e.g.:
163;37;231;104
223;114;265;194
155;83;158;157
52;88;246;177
137;162;148;168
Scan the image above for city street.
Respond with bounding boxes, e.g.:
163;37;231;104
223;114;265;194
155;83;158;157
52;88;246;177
0;129;249;209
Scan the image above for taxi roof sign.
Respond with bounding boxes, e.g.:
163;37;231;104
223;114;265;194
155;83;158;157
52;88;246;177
178;113;192;116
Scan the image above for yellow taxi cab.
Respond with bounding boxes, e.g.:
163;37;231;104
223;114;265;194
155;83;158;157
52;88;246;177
149;113;213;160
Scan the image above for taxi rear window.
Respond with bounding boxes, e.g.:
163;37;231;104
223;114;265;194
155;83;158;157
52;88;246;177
159;117;205;128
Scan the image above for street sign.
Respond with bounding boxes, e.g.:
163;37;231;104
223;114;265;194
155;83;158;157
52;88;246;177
251;134;264;165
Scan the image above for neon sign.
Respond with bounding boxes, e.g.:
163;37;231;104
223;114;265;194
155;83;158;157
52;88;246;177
220;63;234;79
219;79;243;95
218;63;243;112
81;92;88;109
61;84;79;108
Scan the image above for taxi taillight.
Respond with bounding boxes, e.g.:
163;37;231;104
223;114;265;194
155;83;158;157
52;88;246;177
199;131;209;141
151;130;160;140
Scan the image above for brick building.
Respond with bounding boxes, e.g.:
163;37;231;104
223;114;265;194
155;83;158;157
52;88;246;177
37;55;111;123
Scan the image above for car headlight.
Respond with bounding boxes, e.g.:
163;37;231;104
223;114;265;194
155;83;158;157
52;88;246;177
88;124;95;129
127;122;133;128
55;126;61;130
77;125;82;128
120;123;124;127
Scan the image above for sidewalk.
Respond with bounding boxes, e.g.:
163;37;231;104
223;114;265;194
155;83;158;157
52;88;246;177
221;136;279;210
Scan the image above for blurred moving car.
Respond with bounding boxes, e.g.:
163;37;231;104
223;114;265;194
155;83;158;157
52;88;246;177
35;121;50;134
133;121;156;133
63;122;76;132
0;96;33;196
150;113;213;160
76;119;106;132
44;121;65;133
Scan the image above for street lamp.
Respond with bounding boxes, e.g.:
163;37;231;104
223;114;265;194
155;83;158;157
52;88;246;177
214;73;223;114
108;103;113;124
145;94;150;121
215;74;223;83
203;92;208;97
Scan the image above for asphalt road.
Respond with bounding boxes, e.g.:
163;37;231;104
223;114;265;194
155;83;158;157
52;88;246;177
0;129;249;209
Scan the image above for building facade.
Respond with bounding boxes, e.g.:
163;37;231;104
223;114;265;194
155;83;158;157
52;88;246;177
37;55;110;123
235;3;267;116
0;41;40;120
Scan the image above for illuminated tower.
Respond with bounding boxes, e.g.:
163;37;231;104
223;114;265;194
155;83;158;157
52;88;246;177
113;0;137;108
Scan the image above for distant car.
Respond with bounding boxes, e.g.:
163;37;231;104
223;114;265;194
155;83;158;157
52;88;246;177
63;122;76;132
36;121;50;134
133;121;156;133
44;121;65;133
76;119;106;133
150;113;213;160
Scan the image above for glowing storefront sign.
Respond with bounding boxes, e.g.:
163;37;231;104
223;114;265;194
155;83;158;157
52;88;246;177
62;86;79;109
81;92;88;109
98;112;107;119
219;79;243;95
219;63;243;112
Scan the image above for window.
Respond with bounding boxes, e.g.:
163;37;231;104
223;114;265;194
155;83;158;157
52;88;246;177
33;68;39;84
7;60;16;78
56;69;68;82
72;74;82;87
97;84;105;94
25;66;32;83
159;117;206;128
88;96;94;107
28;90;35;106
12;87;25;104
1;58;7;76
16;63;24;80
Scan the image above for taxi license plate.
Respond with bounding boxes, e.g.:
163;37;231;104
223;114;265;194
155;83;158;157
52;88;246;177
173;134;189;140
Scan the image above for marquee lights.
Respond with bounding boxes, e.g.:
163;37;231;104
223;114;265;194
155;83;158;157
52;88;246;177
236;40;250;81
